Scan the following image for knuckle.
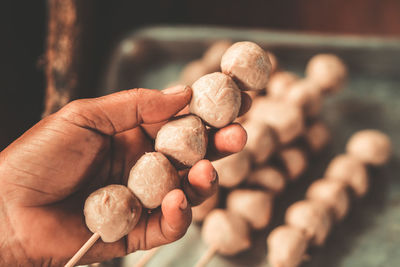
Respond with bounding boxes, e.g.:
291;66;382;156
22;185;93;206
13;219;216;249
57;99;97;129
125;88;142;98
58;100;86;119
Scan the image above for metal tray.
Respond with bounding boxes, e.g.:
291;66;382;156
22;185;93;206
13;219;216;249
100;26;400;267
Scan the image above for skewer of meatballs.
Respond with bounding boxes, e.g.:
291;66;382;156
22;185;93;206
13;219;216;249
132;40;278;267
190;51;348;267
267;129;391;267
128;38;392;267
129;41;351;267
65;40;272;267
120;41;330;267
192;138;323;267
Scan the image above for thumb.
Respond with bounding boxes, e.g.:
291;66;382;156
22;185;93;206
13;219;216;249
57;85;192;135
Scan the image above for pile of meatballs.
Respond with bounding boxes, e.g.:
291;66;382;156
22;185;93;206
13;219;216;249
84;40;392;267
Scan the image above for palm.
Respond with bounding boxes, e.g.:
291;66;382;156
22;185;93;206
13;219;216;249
0;116;156;264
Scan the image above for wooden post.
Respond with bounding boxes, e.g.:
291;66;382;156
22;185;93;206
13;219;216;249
44;0;93;117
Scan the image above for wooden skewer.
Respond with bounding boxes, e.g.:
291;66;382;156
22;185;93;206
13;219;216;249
133;246;161;267
65;232;100;267
194;246;217;267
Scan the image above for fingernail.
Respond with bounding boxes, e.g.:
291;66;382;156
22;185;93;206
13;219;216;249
210;169;218;184
179;196;188;210
162;85;189;95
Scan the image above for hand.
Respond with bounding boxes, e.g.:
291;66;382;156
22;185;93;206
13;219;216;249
0;85;251;266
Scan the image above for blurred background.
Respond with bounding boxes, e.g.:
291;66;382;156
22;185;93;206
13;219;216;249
1;0;400;150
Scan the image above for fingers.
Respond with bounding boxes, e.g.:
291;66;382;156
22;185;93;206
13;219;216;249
207;123;248;161
238;92;252;117
182;160;218;206
160;189;191;237
125;189;191;252
57;85;192;136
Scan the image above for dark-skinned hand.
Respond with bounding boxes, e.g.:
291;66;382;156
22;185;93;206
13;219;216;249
0;85;251;266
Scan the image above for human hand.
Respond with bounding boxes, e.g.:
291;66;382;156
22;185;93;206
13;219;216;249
0;85;251;266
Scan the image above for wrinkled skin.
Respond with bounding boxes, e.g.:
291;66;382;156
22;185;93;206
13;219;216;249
0;85;251;267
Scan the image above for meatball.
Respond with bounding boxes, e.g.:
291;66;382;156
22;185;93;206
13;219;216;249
243;120;277;164
84;185;142;243
212;150;251;188
325;154;369;198
189;72;241;128
285;79;322;117
266;71;299;99
306;178;350;221
221;41;272;91
246;166;286;194
279;147;308;180
305;54;347;94
346;129;391;166
248;97;304;144
227;189;274;230
202;209;251;255
128;152;180;209
155;115;208;167
285;200;332;246
192;191;219;222
267;225;308;267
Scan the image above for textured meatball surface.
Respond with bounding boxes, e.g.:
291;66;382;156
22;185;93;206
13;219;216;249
84;185;142;243
267;225;308;267
190;72;241;128
221;41;271;91
227;189;274;229
202;209;251;255
155;115;207;167
128;152;180;209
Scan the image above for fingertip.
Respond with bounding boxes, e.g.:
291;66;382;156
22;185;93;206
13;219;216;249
140;86;192;138
162;85;192;96
124;189;191;252
160;85;192;114
212;123;247;156
181;160;218;206
161;189;191;231
162;189;187;212
188;160;218;192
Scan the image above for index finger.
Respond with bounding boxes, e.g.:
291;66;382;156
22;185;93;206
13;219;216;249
206;123;248;161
